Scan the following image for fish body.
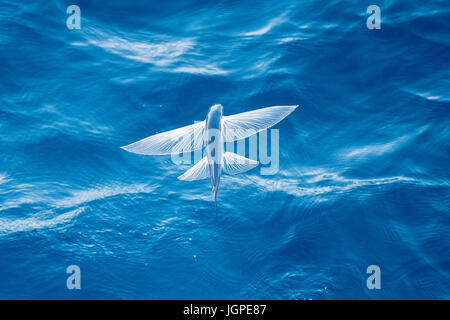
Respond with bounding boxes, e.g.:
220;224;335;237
205;104;224;199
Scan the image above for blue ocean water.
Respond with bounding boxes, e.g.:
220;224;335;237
0;0;449;299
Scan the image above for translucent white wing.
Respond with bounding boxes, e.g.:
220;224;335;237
178;156;209;181
222;105;298;142
222;152;259;175
121;121;205;155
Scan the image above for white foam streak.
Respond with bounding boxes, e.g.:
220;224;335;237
0;208;84;236
228;170;418;201
342;127;428;159
88;35;194;66
0;183;158;236
0;182;158;211
55;184;158;208
83;29;230;75
241;12;288;36
0;173;10;185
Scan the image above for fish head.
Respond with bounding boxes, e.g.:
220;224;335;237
208;104;223;118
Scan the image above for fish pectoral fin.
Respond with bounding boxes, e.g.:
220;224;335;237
222;105;298;142
177;156;209;181
121;120;205;155
222;152;259;175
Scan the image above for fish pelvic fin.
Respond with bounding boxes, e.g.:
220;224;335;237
178;156;209;181
222;152;259;175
